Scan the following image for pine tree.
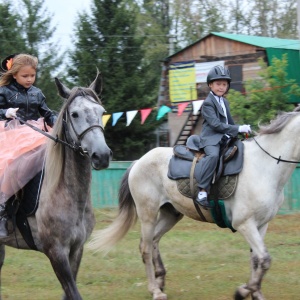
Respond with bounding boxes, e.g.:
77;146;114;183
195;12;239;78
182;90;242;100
18;0;63;111
0;3;26;62
68;0;158;160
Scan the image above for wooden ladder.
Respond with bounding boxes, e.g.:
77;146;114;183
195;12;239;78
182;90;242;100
174;110;201;146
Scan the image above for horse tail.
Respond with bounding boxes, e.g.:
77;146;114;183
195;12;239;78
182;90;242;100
88;161;137;254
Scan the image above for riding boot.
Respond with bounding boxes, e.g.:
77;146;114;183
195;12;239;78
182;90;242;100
0;204;8;238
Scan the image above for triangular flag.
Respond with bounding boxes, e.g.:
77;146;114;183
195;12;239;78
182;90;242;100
156;105;171;120
192;100;204;115
140;108;152;124
126;110;138;126
112;112;124;126
177;102;189;116
102;115;111;128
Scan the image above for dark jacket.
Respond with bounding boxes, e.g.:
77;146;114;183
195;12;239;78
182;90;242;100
199;92;239;148
0;81;57;126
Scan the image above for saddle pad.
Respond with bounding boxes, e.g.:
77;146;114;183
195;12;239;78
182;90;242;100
209;175;237;200
176;175;237;200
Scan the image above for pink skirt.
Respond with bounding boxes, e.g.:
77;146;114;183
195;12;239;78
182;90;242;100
0;119;51;204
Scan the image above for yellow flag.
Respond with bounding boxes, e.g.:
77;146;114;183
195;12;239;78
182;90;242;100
102;115;111;128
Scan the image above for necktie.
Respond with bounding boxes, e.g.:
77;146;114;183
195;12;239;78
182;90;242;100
218;97;228;124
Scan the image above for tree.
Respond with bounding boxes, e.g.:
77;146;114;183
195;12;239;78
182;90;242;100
15;0;63;111
228;0;297;38
68;0;158;160
228;55;299;129
0;2;26;56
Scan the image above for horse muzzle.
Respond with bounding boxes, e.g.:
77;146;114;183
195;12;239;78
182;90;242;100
90;148;113;170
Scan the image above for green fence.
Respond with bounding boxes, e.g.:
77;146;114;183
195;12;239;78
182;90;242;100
281;165;300;214
92;162;300;214
91;161;132;208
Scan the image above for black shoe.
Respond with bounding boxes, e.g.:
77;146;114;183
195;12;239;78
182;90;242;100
195;196;213;209
0;216;8;238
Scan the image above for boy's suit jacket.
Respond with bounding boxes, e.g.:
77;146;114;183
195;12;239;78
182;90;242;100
199;93;239;148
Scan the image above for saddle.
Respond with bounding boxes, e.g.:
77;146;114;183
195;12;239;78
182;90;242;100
168;135;244;231
5;171;43;250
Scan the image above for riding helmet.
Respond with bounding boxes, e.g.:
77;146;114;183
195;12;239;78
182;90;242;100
206;65;231;85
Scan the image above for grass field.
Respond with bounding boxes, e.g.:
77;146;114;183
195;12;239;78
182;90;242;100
1;209;300;300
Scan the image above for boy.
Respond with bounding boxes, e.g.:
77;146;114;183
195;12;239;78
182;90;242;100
196;65;251;209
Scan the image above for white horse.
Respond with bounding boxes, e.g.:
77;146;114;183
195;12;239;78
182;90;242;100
89;107;300;300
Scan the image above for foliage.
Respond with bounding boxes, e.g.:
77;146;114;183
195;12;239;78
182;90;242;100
19;0;63;111
0;2;26;55
68;0;159;160
228;55;298;129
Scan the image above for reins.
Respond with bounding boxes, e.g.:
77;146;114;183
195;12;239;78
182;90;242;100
253;136;300;164
15;116;76;150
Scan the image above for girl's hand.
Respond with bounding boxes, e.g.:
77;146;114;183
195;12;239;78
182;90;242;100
5;107;19;118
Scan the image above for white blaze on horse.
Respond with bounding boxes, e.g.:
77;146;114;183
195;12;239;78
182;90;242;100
89;106;300;300
0;72;112;300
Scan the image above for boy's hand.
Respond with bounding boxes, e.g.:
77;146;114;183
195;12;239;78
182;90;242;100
238;124;251;134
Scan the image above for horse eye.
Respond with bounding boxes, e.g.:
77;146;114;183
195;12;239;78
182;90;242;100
71;112;79;118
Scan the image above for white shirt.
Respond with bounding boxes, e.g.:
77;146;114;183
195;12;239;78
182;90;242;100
211;92;228;124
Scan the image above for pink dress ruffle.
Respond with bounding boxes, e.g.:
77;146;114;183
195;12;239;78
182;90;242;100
0;118;51;204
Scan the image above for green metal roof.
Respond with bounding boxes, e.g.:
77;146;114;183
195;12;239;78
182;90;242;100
212;32;300;50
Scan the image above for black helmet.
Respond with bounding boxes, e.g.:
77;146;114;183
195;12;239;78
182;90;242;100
206;65;231;85
1;53;19;71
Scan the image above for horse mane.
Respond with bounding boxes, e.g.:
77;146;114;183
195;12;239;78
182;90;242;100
43;86;102;195
258;106;300;135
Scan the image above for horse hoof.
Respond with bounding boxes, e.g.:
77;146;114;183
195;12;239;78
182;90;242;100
153;291;167;300
234;284;250;300
252;291;265;300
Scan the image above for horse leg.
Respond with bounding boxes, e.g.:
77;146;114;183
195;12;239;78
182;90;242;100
234;222;271;300
152;203;183;291
44;245;83;300
61;245;84;300
0;245;5;300
138;207;167;300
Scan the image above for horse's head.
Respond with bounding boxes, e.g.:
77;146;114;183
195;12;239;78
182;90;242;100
54;72;112;170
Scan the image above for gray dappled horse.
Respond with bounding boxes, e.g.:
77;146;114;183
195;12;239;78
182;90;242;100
89;106;300;300
0;72;112;300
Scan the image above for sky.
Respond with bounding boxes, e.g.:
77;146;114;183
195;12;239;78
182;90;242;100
44;0;91;51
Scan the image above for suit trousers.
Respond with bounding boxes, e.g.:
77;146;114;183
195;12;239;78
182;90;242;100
197;144;220;191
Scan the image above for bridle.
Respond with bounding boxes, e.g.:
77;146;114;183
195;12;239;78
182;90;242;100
16;94;104;156
253;136;300;164
63;99;104;155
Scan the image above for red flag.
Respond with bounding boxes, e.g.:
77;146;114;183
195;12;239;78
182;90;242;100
177;102;189;116
140;108;152;124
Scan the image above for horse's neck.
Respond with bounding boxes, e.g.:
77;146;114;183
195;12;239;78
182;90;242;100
63;149;92;190
253;134;299;187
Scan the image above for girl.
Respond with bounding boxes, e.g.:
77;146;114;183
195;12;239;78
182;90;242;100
0;53;57;236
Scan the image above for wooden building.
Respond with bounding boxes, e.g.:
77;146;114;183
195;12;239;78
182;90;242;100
157;32;300;146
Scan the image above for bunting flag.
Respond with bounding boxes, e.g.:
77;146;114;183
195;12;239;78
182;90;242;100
112;112;124;126
101;100;201;127
156;105;171;120
140;108;152;124
126;110;138;126
192;100;204;115
177;102;189;116
102;115;111;128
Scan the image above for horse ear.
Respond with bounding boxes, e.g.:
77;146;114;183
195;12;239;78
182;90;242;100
89;70;103;95
55;77;71;99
